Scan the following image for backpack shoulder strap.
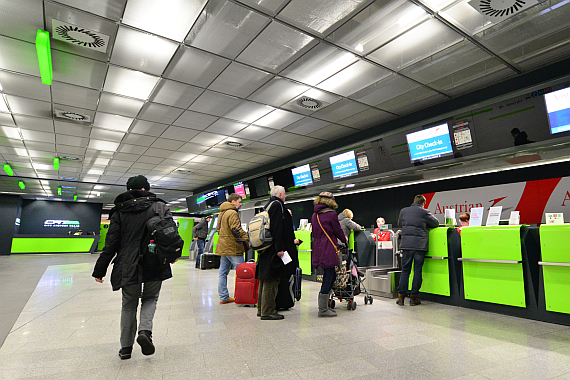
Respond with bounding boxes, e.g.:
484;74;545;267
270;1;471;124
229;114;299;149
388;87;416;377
265;200;284;218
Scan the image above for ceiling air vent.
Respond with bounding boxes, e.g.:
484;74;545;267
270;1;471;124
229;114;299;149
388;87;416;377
296;96;323;110
60;156;81;161
55;109;91;122
224;141;243;148
52;19;110;53
468;0;538;22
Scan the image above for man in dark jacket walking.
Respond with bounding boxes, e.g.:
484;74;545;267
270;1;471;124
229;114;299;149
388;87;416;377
256;185;298;320
192;215;211;268
92;175;177;359
396;194;439;306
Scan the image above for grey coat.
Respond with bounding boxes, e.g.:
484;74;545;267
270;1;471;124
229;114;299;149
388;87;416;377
338;212;362;239
192;218;209;240
398;203;439;252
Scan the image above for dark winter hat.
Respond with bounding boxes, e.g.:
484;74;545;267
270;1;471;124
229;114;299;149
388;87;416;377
127;175;150;191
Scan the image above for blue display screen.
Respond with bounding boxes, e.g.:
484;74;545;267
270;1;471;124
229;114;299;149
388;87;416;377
545;87;570;134
292;164;313;186
329;151;358;179
406;123;453;162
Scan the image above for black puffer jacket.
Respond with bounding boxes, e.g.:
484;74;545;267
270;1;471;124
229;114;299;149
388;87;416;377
92;190;173;291
192;218;209;240
398;202;439;252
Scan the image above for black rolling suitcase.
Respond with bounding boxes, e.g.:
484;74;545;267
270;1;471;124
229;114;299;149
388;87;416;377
275;267;302;310
293;267;302;301
199;254;220;269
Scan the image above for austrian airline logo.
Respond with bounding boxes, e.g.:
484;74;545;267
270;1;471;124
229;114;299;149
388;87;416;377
432;196;509;215
489;196;507;208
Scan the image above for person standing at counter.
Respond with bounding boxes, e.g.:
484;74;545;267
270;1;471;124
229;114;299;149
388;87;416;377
192;215;211;268
458;212;470;235
312;192;347;317
396;194;439;306
372;217;388;242
338;209;362;241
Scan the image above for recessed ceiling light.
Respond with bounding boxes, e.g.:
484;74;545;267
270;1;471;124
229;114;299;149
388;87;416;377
224;141;243;148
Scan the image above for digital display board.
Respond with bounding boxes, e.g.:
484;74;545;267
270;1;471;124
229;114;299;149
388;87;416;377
329;151;359;179
291;164;313;186
544;86;570;134
406;123;453;162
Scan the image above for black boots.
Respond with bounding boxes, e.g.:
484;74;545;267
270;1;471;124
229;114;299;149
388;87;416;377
396;293;406;306
136;330;155;356
410;294;421;306
119;346;132;360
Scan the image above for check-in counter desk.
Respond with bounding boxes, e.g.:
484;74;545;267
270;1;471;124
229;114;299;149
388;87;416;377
295;230;313;279
411;227;462;305
11;235;100;254
538;224;570;323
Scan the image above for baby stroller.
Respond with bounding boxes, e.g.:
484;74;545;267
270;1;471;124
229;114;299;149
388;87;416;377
328;248;373;310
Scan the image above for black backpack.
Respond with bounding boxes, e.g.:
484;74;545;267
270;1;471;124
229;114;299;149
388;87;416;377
145;201;184;265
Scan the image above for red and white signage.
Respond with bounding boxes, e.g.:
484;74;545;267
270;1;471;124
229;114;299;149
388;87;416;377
424;177;566;224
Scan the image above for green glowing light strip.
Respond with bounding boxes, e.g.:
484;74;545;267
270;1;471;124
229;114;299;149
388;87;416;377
73;195;78;201
35;30;53;85
53;157;59;170
18;180;25;190
58;187;62;195
4;163;14;176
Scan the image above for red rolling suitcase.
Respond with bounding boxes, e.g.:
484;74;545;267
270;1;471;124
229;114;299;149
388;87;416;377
234;261;258;305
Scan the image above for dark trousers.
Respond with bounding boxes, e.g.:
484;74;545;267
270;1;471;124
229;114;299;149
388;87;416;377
195;239;205;268
398;250;425;295
121;281;162;348
319;267;337;294
257;278;280;317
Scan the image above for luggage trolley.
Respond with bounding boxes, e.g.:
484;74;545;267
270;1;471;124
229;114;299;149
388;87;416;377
363;229;402;298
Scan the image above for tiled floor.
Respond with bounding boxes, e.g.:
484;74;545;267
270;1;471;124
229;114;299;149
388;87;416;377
1;254;570;380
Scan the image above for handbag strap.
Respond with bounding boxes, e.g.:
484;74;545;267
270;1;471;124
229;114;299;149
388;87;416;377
316;214;340;258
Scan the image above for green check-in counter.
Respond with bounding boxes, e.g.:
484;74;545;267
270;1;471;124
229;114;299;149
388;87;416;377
295;230;312;276
539;224;570;315
11;235;99;254
410;227;461;304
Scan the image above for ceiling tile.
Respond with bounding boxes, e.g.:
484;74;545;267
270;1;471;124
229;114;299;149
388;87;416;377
316;60;392;96
327;0;429;55
52;50;109;89
377;86;446;115
236;21;317;73
188;91;242;118
97;93;144;117
260;130;321;149
350;73;419;106
253;109;305;130
0;0;44;43
112;152;140;161
0;71;50;101
137;156;164;165
122;133;157;146
5;96;52;119
53;0;128;21
93;112;134;132
159;126;200;142
338;107;393;130
55;134;89;147
186;0;270;59
51;82;100;110
177;142;209;154
0;37;38;77
189;131;228;146
368;18;463;71
150;79;204;109
144;147;173;158
54;120;91;137
90;127;125;142
56;145;88;156
0;112;15;126
137;102;184;124
278;0;370;36
247;77;309;107
129;120;169;136
110;26;178;76
201;147;233;158
118;144;148;154
224;101;274;124
20;129;55;144
238;0;289;16
308;123;356;140
169;151;197;162
150;138;185;150
311;98;370;124
282;117;330;134
88;139;120;152
122;0;207;41
190;155;219;164
163;45;231;87
173;110;218;130
13;115;54;132
103;65;160;100
204;119;248;135
208;62;273;98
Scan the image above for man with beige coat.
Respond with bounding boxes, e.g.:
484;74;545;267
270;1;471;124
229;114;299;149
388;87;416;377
216;193;249;304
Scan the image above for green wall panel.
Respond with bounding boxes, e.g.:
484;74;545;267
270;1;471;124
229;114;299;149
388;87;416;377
98;223;108;250
11;237;95;253
213;232;218;254
539;224;570;264
463;261;526;307
543;266;570;314
177;218;194;258
461;226;523;261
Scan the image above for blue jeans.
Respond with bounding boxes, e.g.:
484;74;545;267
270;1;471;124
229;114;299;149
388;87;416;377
320;267;337;294
398;250;425;295
218;255;245;302
195;239;205;268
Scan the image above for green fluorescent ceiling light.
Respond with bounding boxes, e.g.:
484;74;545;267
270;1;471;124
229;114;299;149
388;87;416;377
73;195;78;201
35;29;53;85
4;163;14;176
18;180;25;190
58;187;62;195
53;157;59;170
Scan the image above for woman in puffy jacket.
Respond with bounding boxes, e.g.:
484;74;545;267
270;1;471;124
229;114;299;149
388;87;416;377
338;209;362;240
312;192;347;317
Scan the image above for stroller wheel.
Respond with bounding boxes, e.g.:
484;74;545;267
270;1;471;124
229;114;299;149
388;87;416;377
367;296;373;304
351;301;357;310
364;297;368;305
